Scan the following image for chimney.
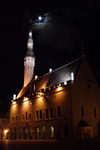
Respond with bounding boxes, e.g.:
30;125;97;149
35;75;38;80
13;94;16;100
49;68;52;73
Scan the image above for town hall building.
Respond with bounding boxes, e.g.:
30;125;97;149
0;31;100;140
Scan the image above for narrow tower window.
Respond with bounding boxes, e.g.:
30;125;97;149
36;111;38;120
29;114;31;120
46;109;48;119
22;115;24;121
57;106;61;118
26;112;27;120
81;105;84;117
40;110;42;119
16;116;17;121
50;108;53;118
94;107;96;118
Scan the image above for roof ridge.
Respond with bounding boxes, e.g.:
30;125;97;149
31;57;82;83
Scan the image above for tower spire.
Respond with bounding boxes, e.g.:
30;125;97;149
25;30;35;58
24;30;35;87
27;30;33;50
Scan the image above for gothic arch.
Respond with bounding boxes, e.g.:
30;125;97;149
64;125;69;139
23;127;27;139
35;126;39;139
41;126;46;139
29;127;32;139
49;126;54;139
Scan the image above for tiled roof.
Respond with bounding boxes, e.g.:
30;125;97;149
17;57;82;98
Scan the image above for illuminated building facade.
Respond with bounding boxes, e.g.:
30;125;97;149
0;110;9;140
1;31;100;140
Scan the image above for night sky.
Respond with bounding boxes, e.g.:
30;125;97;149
0;0;100;111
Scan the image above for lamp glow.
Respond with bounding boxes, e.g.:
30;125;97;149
24;97;28;101
4;130;8;134
13;101;16;104
39;93;43;97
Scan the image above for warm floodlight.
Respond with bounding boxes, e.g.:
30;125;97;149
4;130;8;134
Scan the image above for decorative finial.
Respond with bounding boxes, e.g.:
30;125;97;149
27;30;33;50
29;30;32;38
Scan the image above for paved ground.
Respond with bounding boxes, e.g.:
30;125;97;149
0;139;100;150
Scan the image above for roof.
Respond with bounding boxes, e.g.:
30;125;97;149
25;50;35;58
17;57;82;98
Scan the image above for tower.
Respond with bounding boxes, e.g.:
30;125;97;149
24;31;35;87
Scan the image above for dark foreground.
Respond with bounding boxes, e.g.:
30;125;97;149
0;139;100;150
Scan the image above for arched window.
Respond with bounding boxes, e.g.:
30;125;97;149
49;126;54;139
14;127;17;139
23;127;27;139
64;125;69;138
29;127;32;139
10;128;12;139
19;127;21;139
35;127;39;139
41;126;46;139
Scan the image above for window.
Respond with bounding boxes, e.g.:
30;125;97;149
81;105;84;117
57;106;61;118
40;110;42;119
29;114;31;120
12;116;14;121
36;111;38;120
87;84;91;89
46;109;48;119
5;120;6;125
16;116;17;121
2;120;4;124
26;112;27;120
94;107;96;118
22;115;24;121
50;108;53;118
